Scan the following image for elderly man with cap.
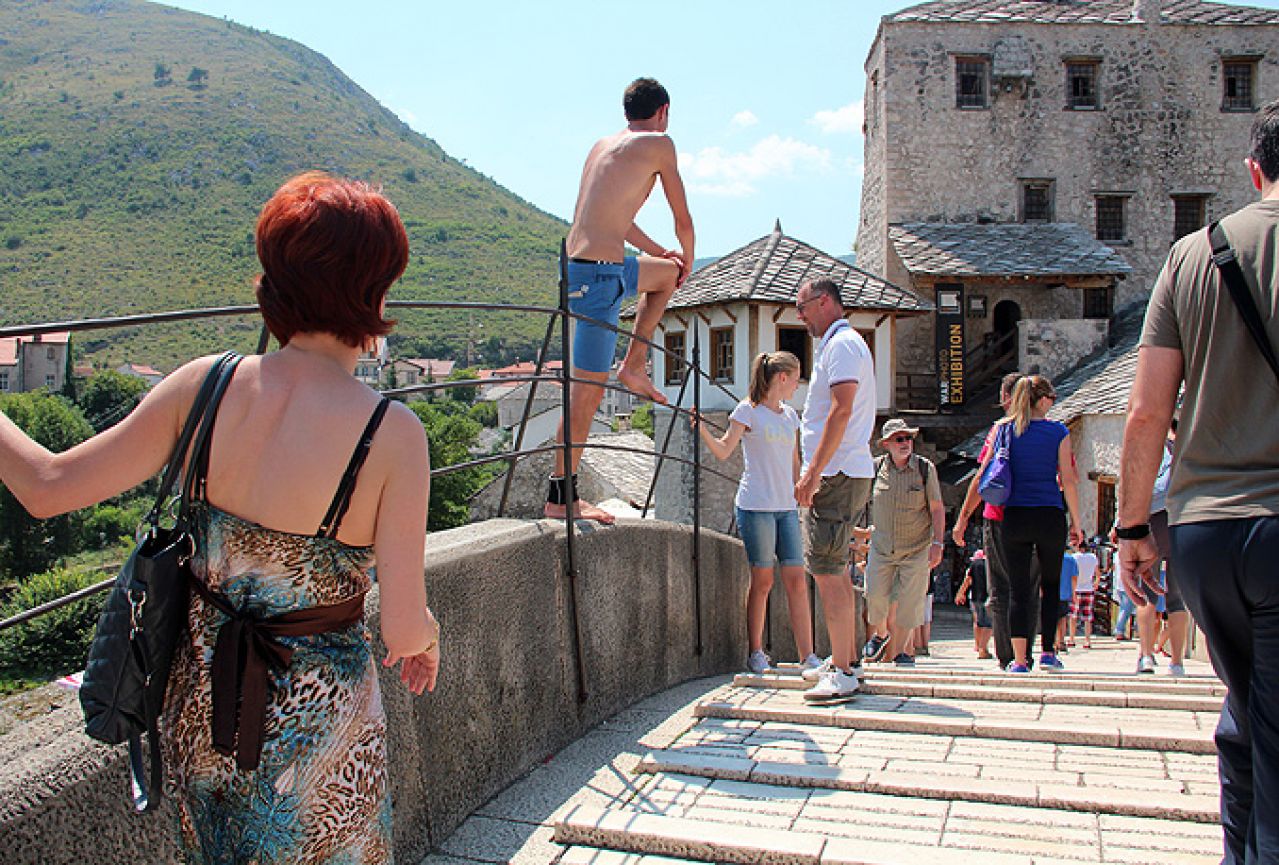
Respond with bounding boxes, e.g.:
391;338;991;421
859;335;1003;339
861;418;946;666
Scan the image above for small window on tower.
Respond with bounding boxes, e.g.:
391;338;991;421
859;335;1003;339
955;57;990;109
1066;60;1100;109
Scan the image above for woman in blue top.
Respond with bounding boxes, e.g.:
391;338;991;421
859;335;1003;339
979;375;1084;673
694;351;819;674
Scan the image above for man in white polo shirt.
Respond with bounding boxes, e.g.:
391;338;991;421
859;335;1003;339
794;278;877;700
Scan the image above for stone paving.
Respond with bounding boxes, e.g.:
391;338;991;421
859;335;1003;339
422;610;1226;864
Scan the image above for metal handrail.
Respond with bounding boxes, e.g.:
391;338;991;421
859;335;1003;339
0;281;743;685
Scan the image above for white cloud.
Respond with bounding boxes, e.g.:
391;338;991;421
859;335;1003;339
730;110;759;128
679;135;833;197
809;100;865;135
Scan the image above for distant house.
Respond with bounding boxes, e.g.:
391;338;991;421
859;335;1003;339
0;332;70;393
387;357;456;397
116;362;165;387
630;220;931;414
483;360;562;380
355;337;388;388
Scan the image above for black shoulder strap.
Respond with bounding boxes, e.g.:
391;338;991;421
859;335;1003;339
182;354;244;512
318;397;393;539
144;352;236;529
918;455;932;487
1209;221;1279;386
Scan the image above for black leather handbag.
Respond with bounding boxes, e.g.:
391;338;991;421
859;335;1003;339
80;351;241;811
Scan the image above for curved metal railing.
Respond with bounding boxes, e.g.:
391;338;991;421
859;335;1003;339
0;273;745;700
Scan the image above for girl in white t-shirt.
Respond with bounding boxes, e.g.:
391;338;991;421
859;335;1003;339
694;351;818;674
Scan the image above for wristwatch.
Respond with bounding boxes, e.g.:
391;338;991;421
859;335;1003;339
1115;523;1151;540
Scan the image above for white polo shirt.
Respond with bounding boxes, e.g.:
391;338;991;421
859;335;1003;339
801;319;876;478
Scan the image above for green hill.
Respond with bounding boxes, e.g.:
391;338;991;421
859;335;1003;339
0;0;568;368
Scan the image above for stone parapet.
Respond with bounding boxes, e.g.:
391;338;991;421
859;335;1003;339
0;518;749;864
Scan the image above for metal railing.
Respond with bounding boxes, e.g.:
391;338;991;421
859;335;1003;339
0;268;744;703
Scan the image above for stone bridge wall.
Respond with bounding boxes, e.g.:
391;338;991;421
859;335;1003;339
0;518;749;864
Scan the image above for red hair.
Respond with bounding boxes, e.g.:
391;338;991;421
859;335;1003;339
254;172;408;347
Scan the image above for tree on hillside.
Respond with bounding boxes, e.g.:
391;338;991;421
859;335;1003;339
446;367;479;405
187;67;208;88
0;392;94;577
77;370;148;433
410;401;490;530
154;62;172;86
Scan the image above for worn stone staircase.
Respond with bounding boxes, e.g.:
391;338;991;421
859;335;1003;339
422;615;1225;865
548;635;1225;864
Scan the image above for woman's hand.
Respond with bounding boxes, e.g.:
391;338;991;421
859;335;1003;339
384;643;440;695
955;592;968;607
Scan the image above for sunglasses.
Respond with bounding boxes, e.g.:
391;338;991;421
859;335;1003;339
887;435;913;443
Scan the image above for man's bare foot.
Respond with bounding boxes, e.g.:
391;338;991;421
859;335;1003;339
617;366;669;405
544;499;616;524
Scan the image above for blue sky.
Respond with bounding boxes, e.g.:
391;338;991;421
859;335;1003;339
161;1;1279;260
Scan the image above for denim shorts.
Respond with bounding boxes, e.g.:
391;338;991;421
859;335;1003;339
565;257;639;373
736;508;804;567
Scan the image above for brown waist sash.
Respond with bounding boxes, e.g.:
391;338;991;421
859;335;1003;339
190;579;366;771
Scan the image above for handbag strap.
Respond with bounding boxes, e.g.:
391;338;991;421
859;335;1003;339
182;354;244;513
143;352;236;529
1208;221;1279;386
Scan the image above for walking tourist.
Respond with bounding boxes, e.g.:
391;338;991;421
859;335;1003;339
954;550;993;659
547;77;694;525
1067;542;1099;648
1056;548;1078;653
861;419;945;667
1133;423;1190;676
793;278;877;701
693;351;820;674
1118;100;1279;863
951;372;1023;669
0;173;441;862
976;375;1084;674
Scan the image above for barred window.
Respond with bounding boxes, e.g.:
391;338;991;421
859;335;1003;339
710;327;735;383
1066;61;1100;109
1173;195;1207;241
1021;181;1053;223
663;330;686;386
1084;287;1113;320
956;57;989;109
1095;196;1126;242
0;371;8;391
1223;60;1256;112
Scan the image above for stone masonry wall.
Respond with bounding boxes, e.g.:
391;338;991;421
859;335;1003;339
1019;317;1110;381
860;15;1275;307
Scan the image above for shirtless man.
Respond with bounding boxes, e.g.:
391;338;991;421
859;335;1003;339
545;77;695;524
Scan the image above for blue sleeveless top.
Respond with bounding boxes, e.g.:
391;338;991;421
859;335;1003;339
1005;418;1069;509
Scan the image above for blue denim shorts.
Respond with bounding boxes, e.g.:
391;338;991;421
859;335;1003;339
736;508;804;568
565;257;640;373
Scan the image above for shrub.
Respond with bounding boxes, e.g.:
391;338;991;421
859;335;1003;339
0;566;107;682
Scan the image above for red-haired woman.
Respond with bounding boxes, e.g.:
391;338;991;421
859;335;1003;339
0;172;439;862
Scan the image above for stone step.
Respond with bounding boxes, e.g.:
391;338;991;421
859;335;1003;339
555;797;1221;864
736;673;1224;711
769;664;1227;696
636;748;1218;823
695;686;1216;754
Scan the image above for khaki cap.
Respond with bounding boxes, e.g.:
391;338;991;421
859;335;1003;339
879;418;920;442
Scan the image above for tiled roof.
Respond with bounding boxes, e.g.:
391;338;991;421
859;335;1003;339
890;223;1132;278
886;0;1279;25
644;221;931;316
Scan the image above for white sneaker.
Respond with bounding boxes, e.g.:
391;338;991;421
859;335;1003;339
1137;655;1156;674
801;653;824;670
747;650;772;674
1168;663;1186;678
804;666;859;701
802;657;833;682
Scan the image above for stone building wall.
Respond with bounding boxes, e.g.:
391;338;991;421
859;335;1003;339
654;408;743;535
1067;413;1126;538
859;12;1276;308
1019;317;1110;381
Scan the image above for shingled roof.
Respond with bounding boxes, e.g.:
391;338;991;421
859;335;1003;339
652;221;931;315
890;222;1132;278
886;0;1279;25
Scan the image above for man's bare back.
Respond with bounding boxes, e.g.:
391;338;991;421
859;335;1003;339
567;131;674;262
